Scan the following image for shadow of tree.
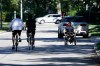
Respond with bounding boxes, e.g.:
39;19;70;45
0;35;98;66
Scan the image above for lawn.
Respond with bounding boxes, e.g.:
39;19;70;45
89;24;100;36
0;22;10;32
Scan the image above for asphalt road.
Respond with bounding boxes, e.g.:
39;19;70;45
0;23;99;66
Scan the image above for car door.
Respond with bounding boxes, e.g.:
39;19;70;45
44;15;54;23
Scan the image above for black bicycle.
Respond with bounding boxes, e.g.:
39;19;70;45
28;33;34;50
64;32;76;45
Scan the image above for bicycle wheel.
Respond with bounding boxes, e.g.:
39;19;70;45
15;33;18;52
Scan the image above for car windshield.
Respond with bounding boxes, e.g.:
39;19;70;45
73;17;85;22
61;17;74;22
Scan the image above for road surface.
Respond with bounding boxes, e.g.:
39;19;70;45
0;23;99;66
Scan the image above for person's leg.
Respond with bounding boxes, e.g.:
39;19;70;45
18;30;22;42
12;31;16;49
32;31;35;46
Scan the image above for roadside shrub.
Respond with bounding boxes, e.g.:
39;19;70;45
96;42;100;50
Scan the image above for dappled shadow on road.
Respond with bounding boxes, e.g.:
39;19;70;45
0;46;98;66
0;54;97;66
0;38;12;40
0;37;98;66
35;37;63;42
35;36;91;42
0;58;97;66
0;37;94;54
0;46;18;54
0;45;98;66
36;30;58;33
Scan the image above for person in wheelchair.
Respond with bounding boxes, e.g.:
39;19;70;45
64;21;75;43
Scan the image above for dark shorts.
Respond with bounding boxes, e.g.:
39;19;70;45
12;30;22;37
27;30;35;37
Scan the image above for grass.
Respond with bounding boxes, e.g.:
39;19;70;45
89;23;100;36
0;22;10;32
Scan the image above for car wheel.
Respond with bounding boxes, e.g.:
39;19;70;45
58;30;63;38
40;20;45;24
55;20;61;24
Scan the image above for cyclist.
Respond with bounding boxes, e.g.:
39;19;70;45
26;14;36;47
10;15;23;49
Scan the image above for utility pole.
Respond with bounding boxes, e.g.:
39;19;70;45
20;0;23;20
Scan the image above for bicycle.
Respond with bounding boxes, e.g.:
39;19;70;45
64;32;76;45
27;33;35;50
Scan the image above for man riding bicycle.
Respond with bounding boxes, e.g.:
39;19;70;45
26;14;36;47
10;15;23;49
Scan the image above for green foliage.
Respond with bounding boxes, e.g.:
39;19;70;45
89;25;100;36
68;10;77;16
1;0;100;23
96;42;100;50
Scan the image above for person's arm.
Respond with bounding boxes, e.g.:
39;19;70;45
9;19;14;30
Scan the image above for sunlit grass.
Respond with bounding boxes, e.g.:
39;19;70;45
0;22;10;31
89;24;100;36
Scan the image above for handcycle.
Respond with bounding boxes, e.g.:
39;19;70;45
27;33;35;50
64;32;76;45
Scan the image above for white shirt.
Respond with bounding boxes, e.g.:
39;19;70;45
10;18;23;31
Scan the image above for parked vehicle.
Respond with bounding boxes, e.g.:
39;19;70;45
58;16;89;38
36;14;62;24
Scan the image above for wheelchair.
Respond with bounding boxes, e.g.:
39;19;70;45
64;32;76;45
